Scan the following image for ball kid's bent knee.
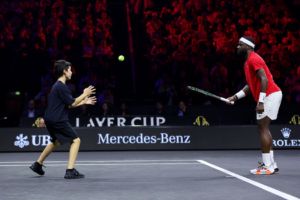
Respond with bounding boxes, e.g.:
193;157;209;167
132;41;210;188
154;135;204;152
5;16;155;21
72;137;81;144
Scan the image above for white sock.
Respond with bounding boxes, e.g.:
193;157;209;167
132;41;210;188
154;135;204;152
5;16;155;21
270;150;275;163
262;153;272;167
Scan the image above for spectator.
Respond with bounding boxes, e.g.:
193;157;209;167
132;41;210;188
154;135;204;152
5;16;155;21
118;102;129;116
100;102;113;116
32;117;46;128
154;101;166;116
177;100;188;117
23;99;43;119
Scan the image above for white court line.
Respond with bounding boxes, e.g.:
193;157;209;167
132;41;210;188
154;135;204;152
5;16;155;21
0;159;194;164
0;162;197;167
197;160;300;200
0;163;196;167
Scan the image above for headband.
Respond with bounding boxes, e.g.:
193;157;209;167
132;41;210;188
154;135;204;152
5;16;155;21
239;37;255;48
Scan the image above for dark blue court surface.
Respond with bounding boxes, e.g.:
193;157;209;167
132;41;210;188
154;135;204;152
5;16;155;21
0;150;299;200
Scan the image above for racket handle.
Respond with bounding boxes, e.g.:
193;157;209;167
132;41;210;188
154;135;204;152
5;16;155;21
220;97;235;105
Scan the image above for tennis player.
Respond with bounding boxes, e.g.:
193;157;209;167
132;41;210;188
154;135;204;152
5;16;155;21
30;60;96;179
228;36;282;175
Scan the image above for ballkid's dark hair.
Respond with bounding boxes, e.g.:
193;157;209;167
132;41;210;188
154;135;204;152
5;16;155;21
53;60;71;78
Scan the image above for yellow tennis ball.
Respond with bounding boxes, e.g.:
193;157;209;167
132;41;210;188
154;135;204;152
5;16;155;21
118;55;125;62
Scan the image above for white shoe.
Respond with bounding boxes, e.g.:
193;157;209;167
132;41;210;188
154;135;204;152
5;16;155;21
273;162;279;173
250;162;274;175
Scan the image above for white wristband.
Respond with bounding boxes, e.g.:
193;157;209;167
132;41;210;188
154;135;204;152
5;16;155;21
235;90;246;99
258;92;266;103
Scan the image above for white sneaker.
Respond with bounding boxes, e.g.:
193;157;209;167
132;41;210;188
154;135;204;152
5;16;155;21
273;162;279;173
250;162;274;175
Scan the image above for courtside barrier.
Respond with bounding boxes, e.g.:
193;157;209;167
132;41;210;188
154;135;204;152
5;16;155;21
0;125;299;152
0;125;300;152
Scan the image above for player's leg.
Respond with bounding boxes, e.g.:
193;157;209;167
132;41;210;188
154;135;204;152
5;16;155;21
37;140;60;164
64;137;84;179
61;122;84;179
67;137;81;169
30;141;60;175
257;118;279;172
250;116;274;175
266;91;282;172
30;123;60;176
258;117;274;170
250;91;282;175
257;116;272;153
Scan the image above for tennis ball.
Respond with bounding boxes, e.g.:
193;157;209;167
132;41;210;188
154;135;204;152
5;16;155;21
118;55;125;62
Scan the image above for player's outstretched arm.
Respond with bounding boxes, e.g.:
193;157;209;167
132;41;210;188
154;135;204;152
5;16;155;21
70;86;96;108
77;96;97;107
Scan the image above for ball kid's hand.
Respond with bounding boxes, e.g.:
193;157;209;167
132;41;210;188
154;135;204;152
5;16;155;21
83;85;96;97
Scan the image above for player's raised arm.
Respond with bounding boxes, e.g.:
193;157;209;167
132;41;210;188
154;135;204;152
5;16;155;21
70;85;96;108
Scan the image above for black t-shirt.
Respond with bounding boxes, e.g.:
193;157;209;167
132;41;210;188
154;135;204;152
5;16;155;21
44;81;75;122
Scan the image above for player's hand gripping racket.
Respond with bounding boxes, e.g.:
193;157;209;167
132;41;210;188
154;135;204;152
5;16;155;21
187;86;234;105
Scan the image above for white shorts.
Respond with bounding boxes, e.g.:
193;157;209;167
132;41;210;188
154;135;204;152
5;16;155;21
256;91;282;120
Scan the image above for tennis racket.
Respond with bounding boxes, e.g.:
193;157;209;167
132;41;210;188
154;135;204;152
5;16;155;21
187;86;234;104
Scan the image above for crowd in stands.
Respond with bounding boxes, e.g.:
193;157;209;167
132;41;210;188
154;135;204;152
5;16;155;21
0;0;299;122
0;0;116;120
141;0;300;106
0;0;113;59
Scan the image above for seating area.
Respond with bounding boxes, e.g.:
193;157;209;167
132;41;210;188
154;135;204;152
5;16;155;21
0;0;299;123
141;0;300;105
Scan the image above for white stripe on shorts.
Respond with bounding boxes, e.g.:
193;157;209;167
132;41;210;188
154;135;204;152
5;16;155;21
256;91;282;120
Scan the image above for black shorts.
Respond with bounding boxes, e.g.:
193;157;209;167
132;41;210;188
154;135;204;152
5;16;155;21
45;121;78;144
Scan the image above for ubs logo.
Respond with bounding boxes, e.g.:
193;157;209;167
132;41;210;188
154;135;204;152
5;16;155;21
14;134;29;148
14;134;51;148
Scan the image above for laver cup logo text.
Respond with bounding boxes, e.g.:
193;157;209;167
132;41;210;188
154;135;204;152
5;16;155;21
76;116;166;127
98;133;191;144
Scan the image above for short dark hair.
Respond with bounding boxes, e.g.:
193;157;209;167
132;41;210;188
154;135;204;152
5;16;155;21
54;60;71;78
